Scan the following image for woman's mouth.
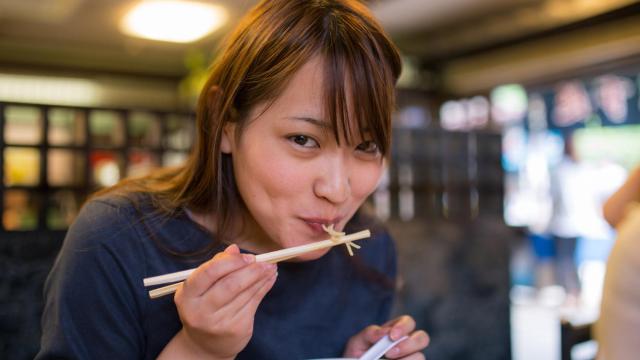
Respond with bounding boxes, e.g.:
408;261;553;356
300;217;342;235
305;221;326;234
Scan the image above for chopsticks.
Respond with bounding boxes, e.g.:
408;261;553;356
143;229;371;299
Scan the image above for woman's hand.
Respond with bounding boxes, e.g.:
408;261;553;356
343;315;430;360
159;244;278;360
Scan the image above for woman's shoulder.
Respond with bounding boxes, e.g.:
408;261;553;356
87;190;154;210
65;192;157;249
71;191;212;258
76;192;143;225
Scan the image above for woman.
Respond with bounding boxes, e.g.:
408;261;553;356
37;0;429;359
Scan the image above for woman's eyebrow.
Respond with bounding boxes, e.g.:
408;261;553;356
285;116;332;129
285;116;373;138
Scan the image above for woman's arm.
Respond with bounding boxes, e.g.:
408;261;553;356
38;198;276;360
37;201;147;359
603;166;640;227
157;329;230;360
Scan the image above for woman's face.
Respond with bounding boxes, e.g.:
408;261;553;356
221;56;385;260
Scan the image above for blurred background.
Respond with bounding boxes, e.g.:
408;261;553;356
1;0;640;359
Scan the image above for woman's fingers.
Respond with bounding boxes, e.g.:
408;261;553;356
374;316;427;359
211;261;277;312
228;269;278;323
384;330;429;359
181;245;256;297
203;261;276;306
343;324;385;357
397;353;426;360
224;243;240;255
383;315;416;340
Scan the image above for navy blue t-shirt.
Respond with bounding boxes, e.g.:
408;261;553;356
37;194;397;359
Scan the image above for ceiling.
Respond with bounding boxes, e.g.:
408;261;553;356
0;0;255;79
0;0;639;82
372;0;640;61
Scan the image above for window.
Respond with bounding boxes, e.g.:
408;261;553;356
0;102;195;231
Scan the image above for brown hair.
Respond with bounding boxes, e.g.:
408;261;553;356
98;0;401;257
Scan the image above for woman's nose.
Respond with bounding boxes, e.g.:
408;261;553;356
314;155;351;204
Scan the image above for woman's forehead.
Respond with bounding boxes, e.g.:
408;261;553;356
261;56;355;116
246;55;379;144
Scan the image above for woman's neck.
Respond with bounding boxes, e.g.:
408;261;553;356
184;207;217;234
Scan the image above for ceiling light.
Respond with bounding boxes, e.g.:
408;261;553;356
121;1;227;43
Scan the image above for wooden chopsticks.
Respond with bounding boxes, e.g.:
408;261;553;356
143;229;371;299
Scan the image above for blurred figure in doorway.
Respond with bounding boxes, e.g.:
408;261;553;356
546;136;587;305
546;135;623;307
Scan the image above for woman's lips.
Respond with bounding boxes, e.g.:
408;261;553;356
304;221;326;234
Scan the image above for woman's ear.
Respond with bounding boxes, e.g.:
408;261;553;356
205;85;235;154
220;122;235;154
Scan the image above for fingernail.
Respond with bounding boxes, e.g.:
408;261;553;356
242;254;255;263
390;328;401;340
262;262;277;271
389;347;399;355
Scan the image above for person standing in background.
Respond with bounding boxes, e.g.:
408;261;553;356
546;135;624;307
546;136;588;305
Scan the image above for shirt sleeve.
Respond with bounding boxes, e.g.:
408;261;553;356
36;199;148;360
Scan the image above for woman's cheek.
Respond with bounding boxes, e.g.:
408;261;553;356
353;162;384;199
265;157;310;192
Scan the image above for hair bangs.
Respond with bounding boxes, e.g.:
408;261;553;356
321;9;398;158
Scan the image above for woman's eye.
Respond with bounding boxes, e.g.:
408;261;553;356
288;135;319;148
356;140;379;154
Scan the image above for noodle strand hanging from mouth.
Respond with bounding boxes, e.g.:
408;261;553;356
322;224;361;256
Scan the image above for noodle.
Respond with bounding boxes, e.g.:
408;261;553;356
322;224;361;256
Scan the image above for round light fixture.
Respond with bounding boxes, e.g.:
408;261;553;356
121;1;227;43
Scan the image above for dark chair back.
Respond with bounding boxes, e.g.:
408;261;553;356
560;318;594;360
